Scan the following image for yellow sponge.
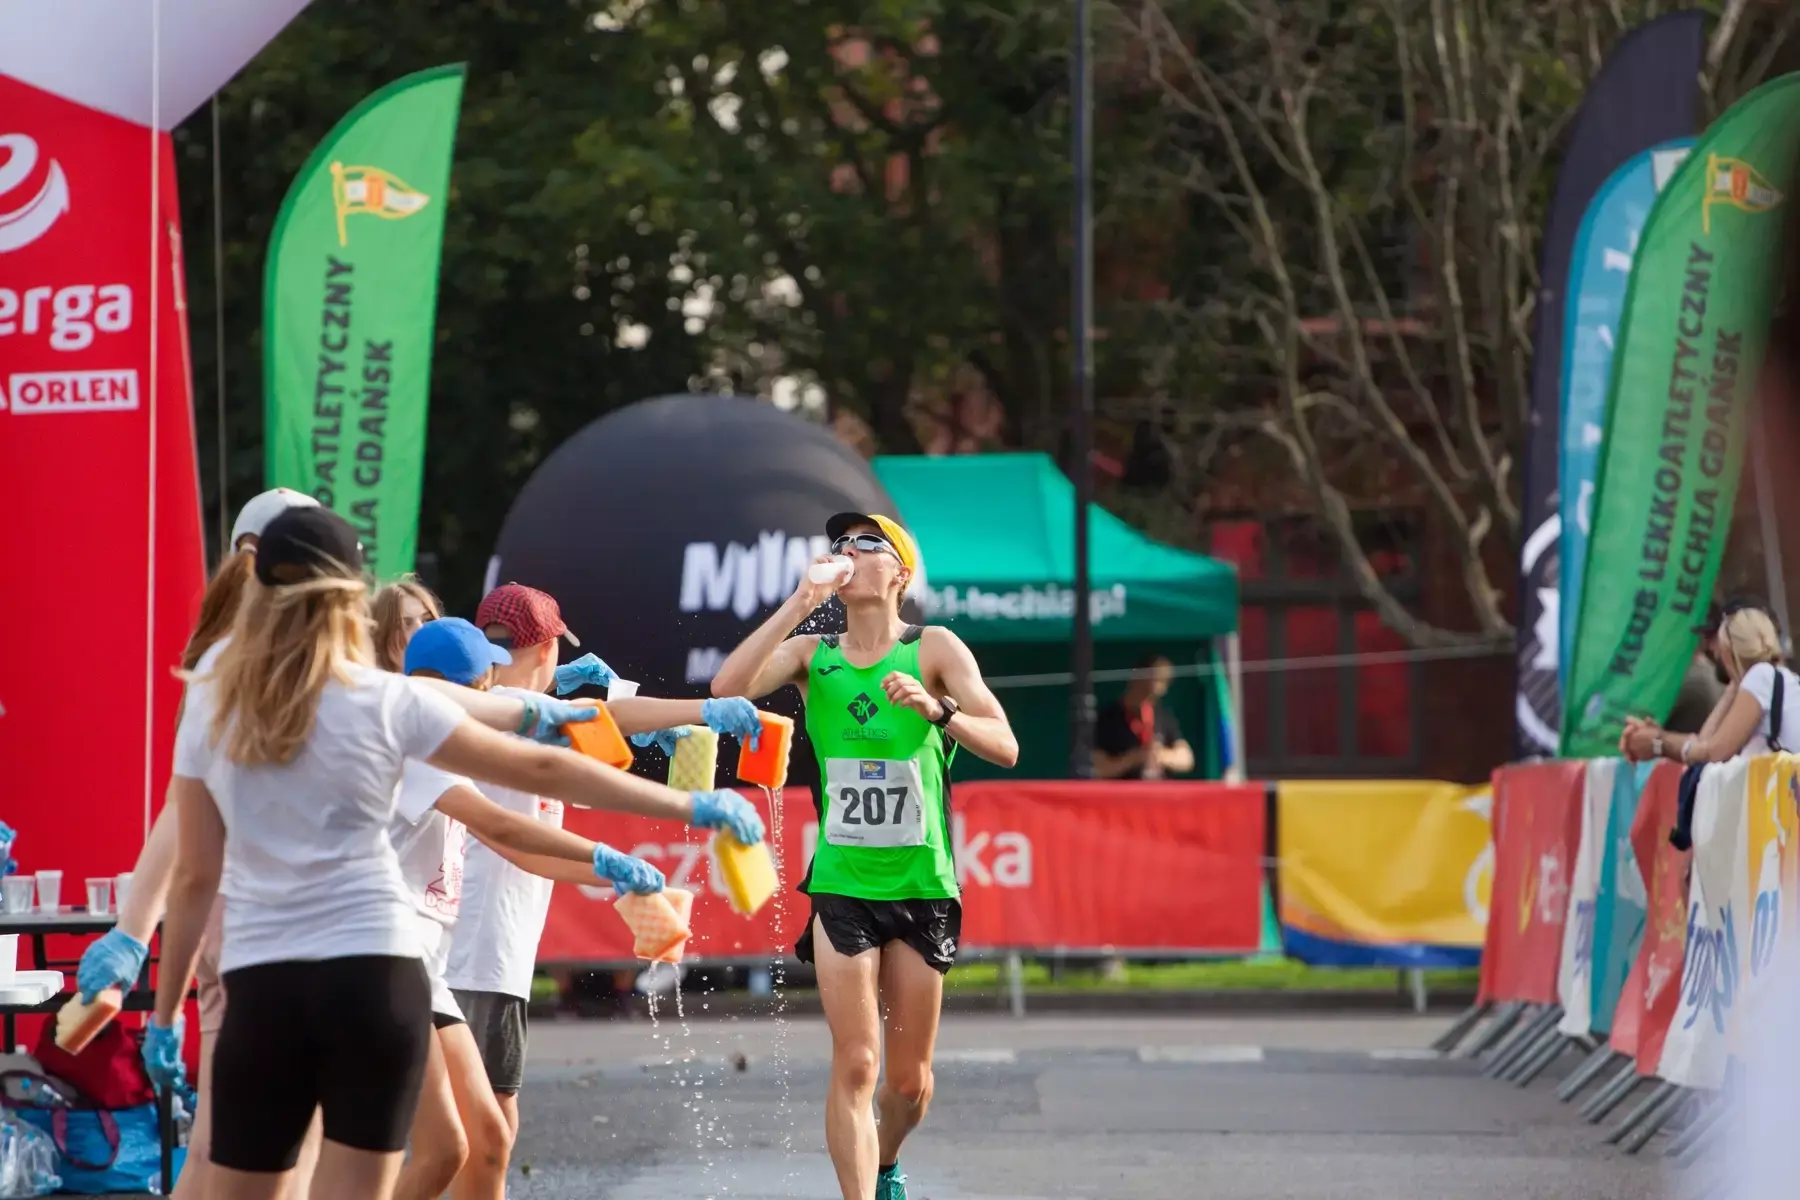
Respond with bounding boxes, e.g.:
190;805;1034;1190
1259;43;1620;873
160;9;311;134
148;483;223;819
713;830;778;916
667;726;720;791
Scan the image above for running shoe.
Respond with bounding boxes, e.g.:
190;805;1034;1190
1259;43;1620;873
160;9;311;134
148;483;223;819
875;1163;908;1200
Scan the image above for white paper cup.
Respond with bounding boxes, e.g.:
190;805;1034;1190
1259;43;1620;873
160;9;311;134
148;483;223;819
115;872;134;911
86;878;113;916
0;934;15;981
34;870;61;912
609;678;639;700
1;877;33;914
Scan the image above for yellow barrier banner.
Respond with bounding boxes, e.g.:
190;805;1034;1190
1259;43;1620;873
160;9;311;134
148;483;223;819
1738;755;1800;1047
1278;780;1492;967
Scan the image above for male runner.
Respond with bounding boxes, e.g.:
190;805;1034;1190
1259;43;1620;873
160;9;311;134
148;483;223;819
712;513;1018;1200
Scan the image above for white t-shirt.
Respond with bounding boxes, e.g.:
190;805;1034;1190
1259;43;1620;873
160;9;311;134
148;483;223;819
393;761;470;927
1741;662;1800;757
444;686;563;1000
173;663;466;974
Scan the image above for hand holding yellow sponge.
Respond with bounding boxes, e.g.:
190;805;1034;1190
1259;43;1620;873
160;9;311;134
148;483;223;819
667;726;720;791
55;986;122;1054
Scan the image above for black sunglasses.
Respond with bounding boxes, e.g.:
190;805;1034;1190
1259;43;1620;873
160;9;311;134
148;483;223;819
830;533;898;558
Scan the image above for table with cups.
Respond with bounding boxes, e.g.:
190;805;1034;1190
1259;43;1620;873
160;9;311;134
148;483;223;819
0;868;178;1195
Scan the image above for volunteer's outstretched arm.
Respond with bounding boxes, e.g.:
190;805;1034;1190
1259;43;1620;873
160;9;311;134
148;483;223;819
434;784;665;893
412;678;598;743
427;720;765;844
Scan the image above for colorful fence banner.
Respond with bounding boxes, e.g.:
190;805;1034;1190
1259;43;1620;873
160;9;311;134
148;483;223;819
1737;754;1800;1049
1557;760;1615;1036
264;65;465;578
0;76;205;881
1480;762;1585;1005
1562;74;1800;757
1659;759;1751;1088
538;782;1268;963
1275;781;1492;968
1589;761;1652;1034
1612;764;1688;1073
1514;10;1706;755
1557;142;1694;692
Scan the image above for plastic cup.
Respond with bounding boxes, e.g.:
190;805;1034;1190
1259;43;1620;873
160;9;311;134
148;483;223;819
608;678;639;700
114;873;134;911
34;870;61;913
85;878;112;916
1;877;33;914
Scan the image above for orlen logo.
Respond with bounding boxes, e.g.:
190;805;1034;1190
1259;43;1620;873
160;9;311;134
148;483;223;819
0;133;70;253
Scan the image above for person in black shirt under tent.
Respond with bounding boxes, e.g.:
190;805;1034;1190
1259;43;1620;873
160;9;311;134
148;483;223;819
1092;654;1195;781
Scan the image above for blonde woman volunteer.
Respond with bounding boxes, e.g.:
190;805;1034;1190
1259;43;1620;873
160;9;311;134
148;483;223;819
1623;602;1800;763
711;512;1018;1200
140;507;764;1200
77;487;327;1200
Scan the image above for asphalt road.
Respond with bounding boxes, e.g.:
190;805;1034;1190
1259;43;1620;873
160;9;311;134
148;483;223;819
505;1011;1677;1199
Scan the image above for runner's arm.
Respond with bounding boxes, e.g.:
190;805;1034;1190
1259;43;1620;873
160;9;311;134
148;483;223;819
427;719;696;821
712;571;834;699
433;783;601;865
919;627;1019;768
153;776;224;1026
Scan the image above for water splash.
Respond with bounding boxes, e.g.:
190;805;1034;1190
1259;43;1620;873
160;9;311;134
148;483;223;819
763;782;798;1178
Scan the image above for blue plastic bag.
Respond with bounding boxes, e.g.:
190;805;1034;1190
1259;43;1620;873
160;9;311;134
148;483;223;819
13;1104;159;1195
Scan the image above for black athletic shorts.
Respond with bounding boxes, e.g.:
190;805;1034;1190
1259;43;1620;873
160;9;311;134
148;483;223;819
211;955;432;1170
432;1011;465;1031
795;893;962;974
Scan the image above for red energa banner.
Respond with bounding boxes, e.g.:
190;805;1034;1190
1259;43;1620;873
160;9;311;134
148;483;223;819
1479;762;1585;1005
0;76;205;880
539;781;1268;963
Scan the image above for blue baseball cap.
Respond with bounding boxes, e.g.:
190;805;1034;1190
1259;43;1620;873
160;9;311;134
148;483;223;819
404;617;512;685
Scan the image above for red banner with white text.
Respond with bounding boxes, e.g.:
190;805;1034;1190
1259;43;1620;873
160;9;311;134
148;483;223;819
0;76;205;881
539;781;1268;963
1478;761;1585;1004
1612;764;1691;1074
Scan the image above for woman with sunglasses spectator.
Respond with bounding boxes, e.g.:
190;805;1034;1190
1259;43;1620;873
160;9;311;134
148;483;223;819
141;506;764;1200
711;512;1018;1200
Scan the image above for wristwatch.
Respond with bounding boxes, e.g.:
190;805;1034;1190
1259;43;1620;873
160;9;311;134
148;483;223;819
1652;734;1664;760
932;695;960;729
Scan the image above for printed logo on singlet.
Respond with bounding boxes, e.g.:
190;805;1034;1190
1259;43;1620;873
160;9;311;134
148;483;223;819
847;693;880;725
817;664;844;676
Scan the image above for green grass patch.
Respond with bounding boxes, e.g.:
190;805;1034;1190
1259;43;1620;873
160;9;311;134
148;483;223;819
943;957;1480;993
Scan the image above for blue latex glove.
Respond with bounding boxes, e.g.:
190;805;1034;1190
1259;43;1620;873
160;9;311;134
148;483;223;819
141;1018;186;1092
518;696;600;746
690;789;766;845
629;725;691;757
593;844;665;895
77;929;149;1002
701;697;764;748
554;653;618;696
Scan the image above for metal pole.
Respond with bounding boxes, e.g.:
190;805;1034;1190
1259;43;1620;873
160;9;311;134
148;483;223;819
1752;434;1792;650
1068;0;1096;778
1430;1001;1492;1054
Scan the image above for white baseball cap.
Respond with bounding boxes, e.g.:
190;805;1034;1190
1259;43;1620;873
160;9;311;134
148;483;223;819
231;488;321;549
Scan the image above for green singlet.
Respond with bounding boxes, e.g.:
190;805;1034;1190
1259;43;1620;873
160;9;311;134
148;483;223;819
801;626;958;902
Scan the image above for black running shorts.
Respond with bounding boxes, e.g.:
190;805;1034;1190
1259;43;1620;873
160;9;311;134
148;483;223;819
210;955;432;1170
795;893;962;974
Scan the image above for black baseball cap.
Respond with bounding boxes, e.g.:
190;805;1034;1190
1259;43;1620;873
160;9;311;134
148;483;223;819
254;506;365;587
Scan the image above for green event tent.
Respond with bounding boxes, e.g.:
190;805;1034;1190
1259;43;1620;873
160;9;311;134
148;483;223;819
873;453;1241;781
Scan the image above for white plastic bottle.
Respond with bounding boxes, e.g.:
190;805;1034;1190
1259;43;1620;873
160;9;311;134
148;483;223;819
809;555;854;586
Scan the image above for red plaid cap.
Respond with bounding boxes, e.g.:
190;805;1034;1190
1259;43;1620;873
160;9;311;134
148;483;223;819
476;583;581;649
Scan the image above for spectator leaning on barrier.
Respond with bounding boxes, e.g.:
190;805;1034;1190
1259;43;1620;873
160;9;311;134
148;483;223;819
1092;654;1195;780
1622;602;1800;764
1663;602;1729;734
